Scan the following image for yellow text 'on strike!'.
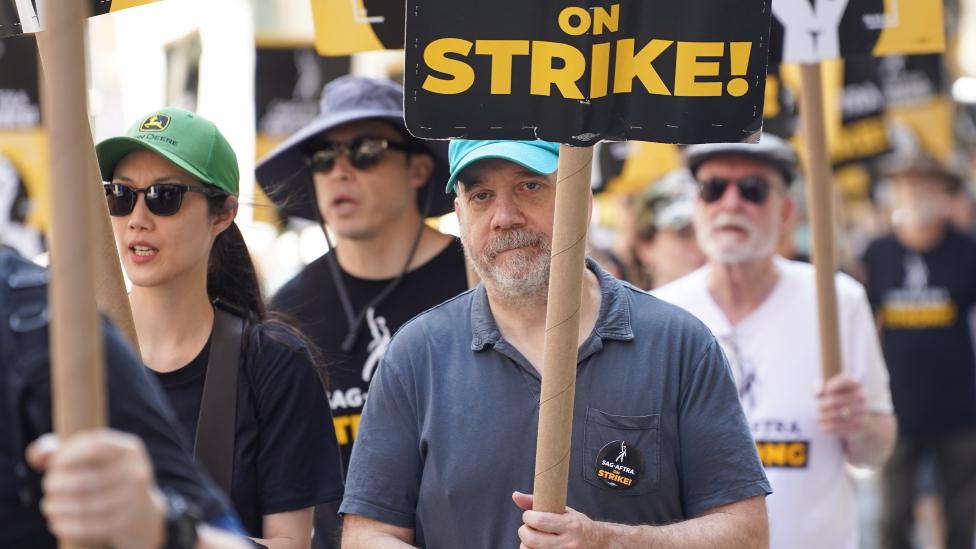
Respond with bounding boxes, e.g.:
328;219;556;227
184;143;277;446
419;4;756;100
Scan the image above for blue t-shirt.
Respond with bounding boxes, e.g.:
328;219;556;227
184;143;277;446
340;259;770;548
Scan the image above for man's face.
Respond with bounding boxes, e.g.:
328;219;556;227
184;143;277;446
693;155;793;265
310;120;430;240
889;172;951;227
455;159;557;300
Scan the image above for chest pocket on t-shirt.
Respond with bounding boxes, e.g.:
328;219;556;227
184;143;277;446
582;408;659;495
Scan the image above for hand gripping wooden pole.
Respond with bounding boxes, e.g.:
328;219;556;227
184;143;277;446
532;144;593;513
36;2;108;547
797;62;842;384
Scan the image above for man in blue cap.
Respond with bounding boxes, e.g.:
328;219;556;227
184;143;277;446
339;139;771;548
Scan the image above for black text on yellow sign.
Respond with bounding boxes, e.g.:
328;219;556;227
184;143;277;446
421;4;754;100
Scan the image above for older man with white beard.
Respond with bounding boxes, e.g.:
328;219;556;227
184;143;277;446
339;139;772;549
654;136;896;549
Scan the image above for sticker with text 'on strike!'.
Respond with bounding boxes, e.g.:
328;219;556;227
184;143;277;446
595;440;642;489
404;0;773;146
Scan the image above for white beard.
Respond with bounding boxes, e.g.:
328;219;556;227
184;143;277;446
696;212;779;264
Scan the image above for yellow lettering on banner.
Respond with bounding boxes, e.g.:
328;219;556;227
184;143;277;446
423;38;476;94
592;5;620;35
674;42;724;97
756;441;809;468
476;40;531;95
590;43;612;99
333;414;362;446
764;74;781;118
613;38;672;95
530;41;586;99
881;303;957;328
558;7;591;36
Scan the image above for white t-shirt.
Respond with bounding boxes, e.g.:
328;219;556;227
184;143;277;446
655;257;892;549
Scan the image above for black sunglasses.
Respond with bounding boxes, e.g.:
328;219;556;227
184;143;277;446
698;175;772;204
303;137;418;173
104;182;225;217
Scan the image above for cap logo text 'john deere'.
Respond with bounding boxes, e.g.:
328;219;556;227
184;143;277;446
140;115;171;132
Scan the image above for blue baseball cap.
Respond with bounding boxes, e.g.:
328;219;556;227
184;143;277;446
446;140;560;194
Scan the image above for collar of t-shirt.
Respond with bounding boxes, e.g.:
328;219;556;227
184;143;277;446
153;338;212;388
469;257;635;353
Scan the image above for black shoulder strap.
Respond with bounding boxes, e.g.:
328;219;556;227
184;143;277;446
193;305;244;496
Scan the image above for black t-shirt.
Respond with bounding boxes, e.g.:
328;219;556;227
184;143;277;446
270;238;468;470
862;228;976;435
1;317;233;548
152;320;344;537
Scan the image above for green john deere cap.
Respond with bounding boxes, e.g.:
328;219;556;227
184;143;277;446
446;139;560;194
96;107;239;195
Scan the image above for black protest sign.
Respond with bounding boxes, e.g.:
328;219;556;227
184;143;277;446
405;0;772;145
831;57;890;167
311;0;404;56
772;0;944;63
0;36;40;129
255;46;350;138
1;0;158;39
774;59;890;168
0;34;49;231
879;54;953;162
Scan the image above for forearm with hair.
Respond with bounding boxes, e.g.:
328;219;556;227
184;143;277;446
591;496;768;549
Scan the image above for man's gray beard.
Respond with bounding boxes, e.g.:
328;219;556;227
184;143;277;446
695;213;779;265
460;228;552;301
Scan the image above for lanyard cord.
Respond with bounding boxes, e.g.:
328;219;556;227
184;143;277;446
308;174;434;354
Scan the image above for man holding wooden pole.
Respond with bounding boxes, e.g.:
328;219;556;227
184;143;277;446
655;136;896;549
339;140;770;548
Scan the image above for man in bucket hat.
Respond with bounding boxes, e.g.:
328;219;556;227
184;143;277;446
340;139;770;548
256;76;468;547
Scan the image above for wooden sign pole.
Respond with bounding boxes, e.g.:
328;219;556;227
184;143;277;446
35;31;140;354
797;62;842;383
36;0;107;545
532;144;592;512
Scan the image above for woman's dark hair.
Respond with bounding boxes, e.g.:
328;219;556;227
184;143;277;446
205;193;330;387
206;194;265;318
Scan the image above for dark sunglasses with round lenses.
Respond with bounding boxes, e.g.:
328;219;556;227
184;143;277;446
698;175;772;205
303;137;419;173
104;182;226;217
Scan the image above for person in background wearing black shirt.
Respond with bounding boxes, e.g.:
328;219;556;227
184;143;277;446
0;247;246;549
257;79;466;470
256;76;468;548
95;108;343;547
861;154;976;549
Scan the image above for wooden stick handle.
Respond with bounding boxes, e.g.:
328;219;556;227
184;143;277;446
38;0;107;456
532;145;592;513
797;62;842;383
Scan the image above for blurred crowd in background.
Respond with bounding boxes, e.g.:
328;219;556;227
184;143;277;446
3;0;976;547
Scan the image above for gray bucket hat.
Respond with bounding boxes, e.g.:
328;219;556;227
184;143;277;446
255;75;452;221
684;134;799;186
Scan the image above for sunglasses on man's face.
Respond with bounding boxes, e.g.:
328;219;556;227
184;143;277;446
303;137;417;173
698;175;772;205
104;182;225;217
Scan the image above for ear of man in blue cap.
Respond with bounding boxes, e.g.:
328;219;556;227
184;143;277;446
339;137;771;548
262;77;469;547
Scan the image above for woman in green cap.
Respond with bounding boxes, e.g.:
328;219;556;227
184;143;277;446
95;108;343;547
